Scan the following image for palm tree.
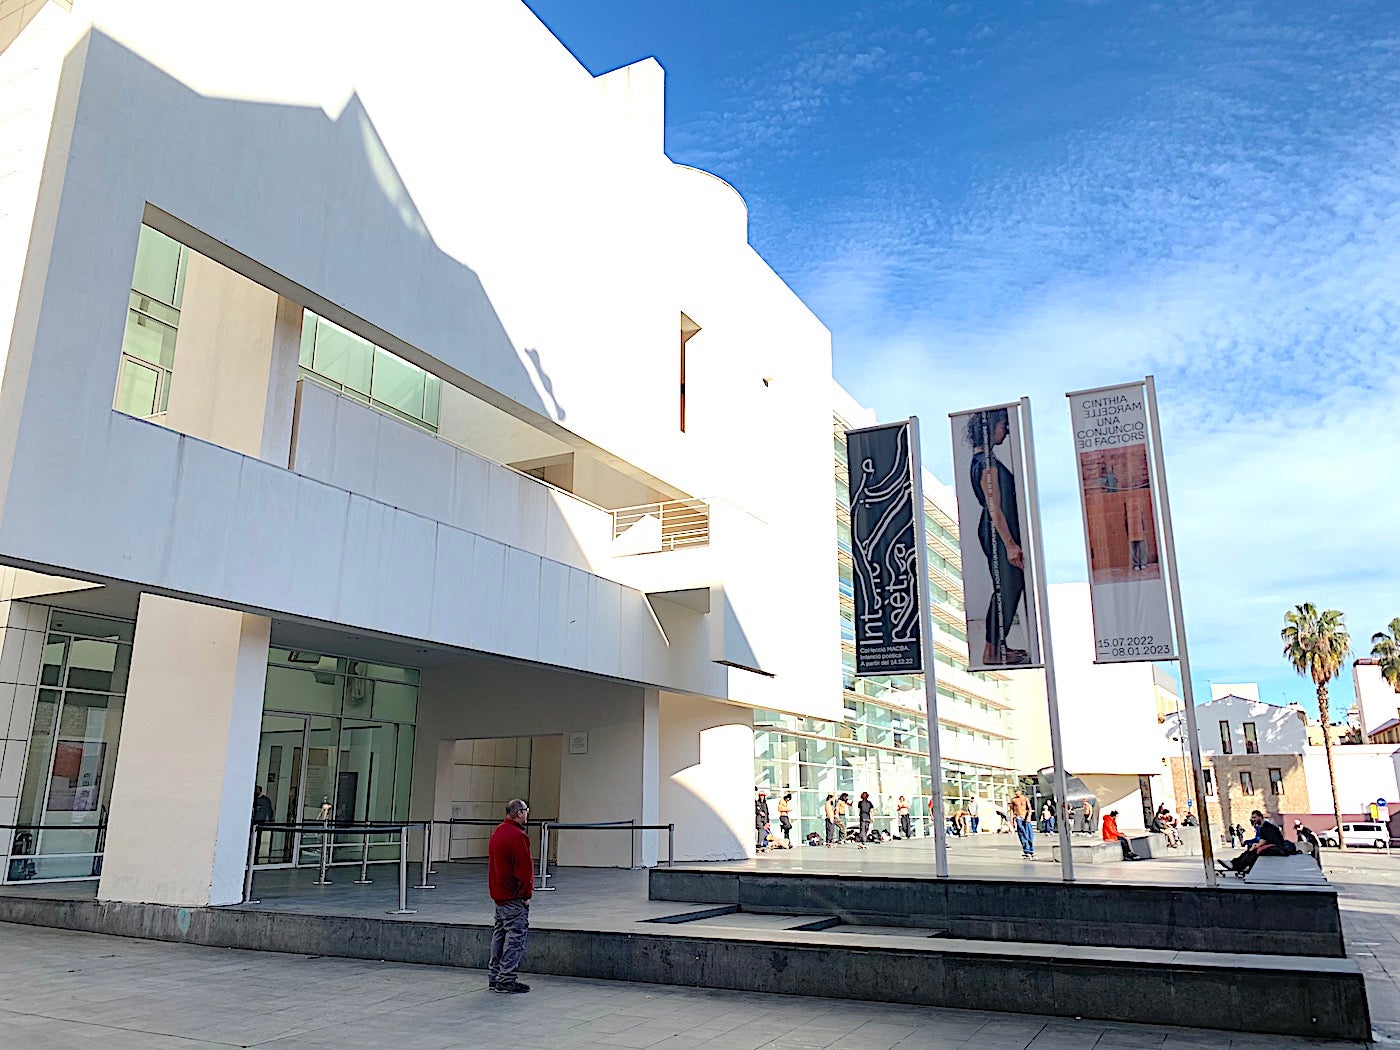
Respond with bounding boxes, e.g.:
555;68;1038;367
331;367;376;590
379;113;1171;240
1373;618;1400;695
1282;604;1351;849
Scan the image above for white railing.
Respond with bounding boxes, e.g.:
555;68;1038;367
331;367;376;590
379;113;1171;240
612;498;711;554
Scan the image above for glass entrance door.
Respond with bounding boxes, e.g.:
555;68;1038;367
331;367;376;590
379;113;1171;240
254;713;307;864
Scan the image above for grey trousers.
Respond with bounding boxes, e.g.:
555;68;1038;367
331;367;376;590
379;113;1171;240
489;899;530;984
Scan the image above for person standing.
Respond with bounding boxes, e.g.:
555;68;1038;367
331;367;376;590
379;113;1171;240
1039;803;1052;834
251;785;274;862
1126;490;1150;571
488;799;534;993
777;794;794;846
1081;798;1095;835
754;792;770;853
1009;788;1034;859
857;792;874;846
823;794;838;847
896;796;912;839
969;796;980;835
835;793;852;845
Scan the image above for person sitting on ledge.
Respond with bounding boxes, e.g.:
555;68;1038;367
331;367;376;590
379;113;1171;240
1224;810;1294;875
1102;809;1143;861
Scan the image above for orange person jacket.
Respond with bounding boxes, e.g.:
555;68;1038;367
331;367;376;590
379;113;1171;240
1102;813;1120;841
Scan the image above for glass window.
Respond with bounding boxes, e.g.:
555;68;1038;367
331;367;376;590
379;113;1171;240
114;357;162;418
299;311;441;432
1268;768;1284;795
64;639;131;694
1239;771;1255;795
264;666;343;716
130;226;187;308
371;681;418;723
116;226;188;421
308;317;374;394
1204;768;1215;795
1243;722;1258;754
1218;720;1232;755
49;613;135;643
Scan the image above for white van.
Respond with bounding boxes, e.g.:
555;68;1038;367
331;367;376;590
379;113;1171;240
1317;822;1389;848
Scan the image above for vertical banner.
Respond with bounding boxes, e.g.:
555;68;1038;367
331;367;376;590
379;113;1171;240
1066;381;1177;663
845;422;923;675
949;403;1043;670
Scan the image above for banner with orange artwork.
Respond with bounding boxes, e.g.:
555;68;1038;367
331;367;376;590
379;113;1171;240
1067;381;1177;663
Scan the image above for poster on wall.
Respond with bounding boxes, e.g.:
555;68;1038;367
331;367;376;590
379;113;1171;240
1066;381;1177;663
845;422;923;675
46;740;106;812
948;402;1043;670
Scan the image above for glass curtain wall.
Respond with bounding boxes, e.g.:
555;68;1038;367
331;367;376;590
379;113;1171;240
9;611;133;882
753;414;1020;845
257;649;419;866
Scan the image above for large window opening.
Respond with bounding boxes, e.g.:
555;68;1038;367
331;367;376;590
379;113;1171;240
8;611;133;882
113;226;188;419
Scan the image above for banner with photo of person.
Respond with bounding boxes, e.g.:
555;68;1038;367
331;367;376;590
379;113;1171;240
1067;381;1177;663
948;403;1043;671
845;422;924;675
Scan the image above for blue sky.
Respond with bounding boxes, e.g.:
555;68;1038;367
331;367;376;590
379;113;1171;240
524;0;1400;721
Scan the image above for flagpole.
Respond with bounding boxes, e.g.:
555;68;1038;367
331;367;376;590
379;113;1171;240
908;416;950;878
1018;398;1075;882
1144;375;1218;887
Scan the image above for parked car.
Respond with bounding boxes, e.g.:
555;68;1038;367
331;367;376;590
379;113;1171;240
1317;822;1390;849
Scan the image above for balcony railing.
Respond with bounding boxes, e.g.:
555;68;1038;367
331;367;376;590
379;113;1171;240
612;498;711;554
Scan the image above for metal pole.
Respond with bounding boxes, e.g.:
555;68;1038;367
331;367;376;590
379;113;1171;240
389;825;415;914
908;416;950;878
313;818;332;885
668;823;675;866
536;822;555;891
415;823;435;890
1019;397;1076;882
355;829;373;885
1145;375;1218;887
426;821;437;876
243;828;260;904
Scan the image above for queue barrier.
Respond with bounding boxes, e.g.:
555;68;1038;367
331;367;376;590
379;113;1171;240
244;821;431;914
2;820;109;883
535;821;676;891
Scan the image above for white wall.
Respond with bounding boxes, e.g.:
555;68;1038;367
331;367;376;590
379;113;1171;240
1354;661;1400;740
1168;694;1308;756
413;659;650;867
0;0;840;724
1305;744;1400;817
658;693;753;861
1009;583;1172;779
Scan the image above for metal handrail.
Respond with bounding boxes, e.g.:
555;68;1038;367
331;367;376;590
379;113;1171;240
244;820;434;911
535;820;675;891
611;499;711;551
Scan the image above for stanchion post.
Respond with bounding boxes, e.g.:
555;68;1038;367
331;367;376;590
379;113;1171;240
355;829;373;885
667;823;674;867
426;821;437;875
536;822;555;891
243;828;260;904
313;818;332;885
415;822;435;890
389;825;415;915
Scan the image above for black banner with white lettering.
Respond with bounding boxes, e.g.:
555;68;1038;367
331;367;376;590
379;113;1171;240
846;422;923;675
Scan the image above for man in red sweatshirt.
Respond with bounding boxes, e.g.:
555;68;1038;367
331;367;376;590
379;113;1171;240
488;798;534;992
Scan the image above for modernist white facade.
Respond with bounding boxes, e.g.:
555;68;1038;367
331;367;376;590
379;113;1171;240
0;0;841;902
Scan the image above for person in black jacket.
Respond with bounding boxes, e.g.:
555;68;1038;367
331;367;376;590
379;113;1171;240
1225;810;1291;874
755;792;770;852
1294;820;1321;865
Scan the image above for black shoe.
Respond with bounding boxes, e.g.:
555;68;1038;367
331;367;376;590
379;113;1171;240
494;981;531;993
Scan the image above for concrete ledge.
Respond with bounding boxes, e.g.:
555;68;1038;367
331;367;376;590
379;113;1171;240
649;868;1347;957
0;893;1369;1042
1051;841;1122;864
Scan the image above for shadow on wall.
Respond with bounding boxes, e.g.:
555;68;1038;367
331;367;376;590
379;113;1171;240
662;722;750;862
70;30;573;432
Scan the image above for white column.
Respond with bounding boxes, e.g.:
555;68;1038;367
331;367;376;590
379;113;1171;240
98;595;269;906
640;688;660;867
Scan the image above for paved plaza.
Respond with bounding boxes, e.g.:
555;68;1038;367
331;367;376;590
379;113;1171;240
0;840;1396;1049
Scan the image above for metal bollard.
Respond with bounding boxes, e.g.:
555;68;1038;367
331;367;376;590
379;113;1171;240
313;819;333;885
388;825;415;915
668;823;675;867
536;822;555;891
415;822;435;890
243;828;260;904
355;829;373;885
426;821;438;876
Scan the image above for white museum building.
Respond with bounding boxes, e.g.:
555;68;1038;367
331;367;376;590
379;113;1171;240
0;0;843;904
